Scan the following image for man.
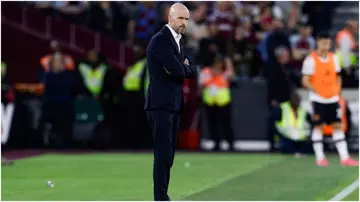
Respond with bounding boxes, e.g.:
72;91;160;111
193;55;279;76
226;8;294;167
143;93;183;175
145;3;198;201
272;92;312;156
199;55;235;151
267;46;294;108
301;32;358;166
290;23;315;70
335;20;358;71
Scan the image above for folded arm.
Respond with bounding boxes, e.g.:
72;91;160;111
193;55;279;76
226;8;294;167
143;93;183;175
150;35;198;78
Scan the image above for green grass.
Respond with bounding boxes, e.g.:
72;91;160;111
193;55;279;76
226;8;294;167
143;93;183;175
342;189;359;201
1;153;358;201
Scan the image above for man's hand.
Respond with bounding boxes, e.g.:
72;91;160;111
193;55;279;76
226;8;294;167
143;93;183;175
184;58;189;65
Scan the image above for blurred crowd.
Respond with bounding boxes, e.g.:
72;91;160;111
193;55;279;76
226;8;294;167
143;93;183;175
2;1;359;151
26;1;358;85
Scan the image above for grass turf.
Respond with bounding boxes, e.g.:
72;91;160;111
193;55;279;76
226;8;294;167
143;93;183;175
342;189;359;201
1;153;358;201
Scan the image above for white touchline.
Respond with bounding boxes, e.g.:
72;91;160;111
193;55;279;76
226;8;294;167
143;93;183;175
329;179;359;201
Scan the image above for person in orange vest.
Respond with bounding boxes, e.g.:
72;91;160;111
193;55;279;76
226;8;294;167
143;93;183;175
322;96;352;137
15;41;75;95
37;52;76;148
40;41;75;73
199;55;236;151
301;31;358;166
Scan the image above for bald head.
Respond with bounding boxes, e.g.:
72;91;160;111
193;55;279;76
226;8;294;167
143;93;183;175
168;3;190;34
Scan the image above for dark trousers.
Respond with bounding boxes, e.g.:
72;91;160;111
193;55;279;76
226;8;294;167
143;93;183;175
39;101;73;148
204;104;234;150
146;110;180;201
279;136;313;154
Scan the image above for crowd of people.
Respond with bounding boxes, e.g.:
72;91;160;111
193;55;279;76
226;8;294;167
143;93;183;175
27;1;358;85
2;1;358;152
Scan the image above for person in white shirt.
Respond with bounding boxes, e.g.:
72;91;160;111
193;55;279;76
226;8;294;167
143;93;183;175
301;32;358;167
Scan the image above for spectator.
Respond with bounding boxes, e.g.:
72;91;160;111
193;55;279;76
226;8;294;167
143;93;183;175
255;16;274;64
208;2;236;41
285;2;304;34
336;20;358;87
56;1;89;24
74;50;117;101
86;2;129;40
267;46;295;107
301;2;340;37
270;92;312;155
199;55;235;151
227;24;252;76
40;41;75;73
266;19;291;67
289;23;315;71
336;20;358;70
185;3;209;54
38;52;76;148
128;2;157;44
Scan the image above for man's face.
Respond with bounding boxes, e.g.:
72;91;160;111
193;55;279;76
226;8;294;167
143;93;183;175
317;38;331;51
169;8;190;34
290;94;300;107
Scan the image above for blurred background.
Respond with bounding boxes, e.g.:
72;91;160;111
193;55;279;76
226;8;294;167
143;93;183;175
1;1;359;154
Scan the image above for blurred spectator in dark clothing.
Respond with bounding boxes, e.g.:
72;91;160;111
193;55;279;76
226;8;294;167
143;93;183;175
302;2;340;37
267;46;295;108
128;2;157;44
285;2;303;35
153;4;171;34
86;2;129;40
38;52;76;148
185;3;209;54
40;52;75;102
198;23;227;66
56;1;89;24
255;16;274;64
289;23;315;77
266;19;291;67
228;24;252;76
208;2;236;41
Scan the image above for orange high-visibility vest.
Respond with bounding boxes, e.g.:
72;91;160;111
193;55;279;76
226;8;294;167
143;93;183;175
310;52;340;98
40;54;75;72
322;97;348;135
200;67;231;106
336;29;356;50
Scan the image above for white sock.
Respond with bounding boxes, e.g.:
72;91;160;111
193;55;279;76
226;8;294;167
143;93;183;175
311;128;325;161
333;129;350;161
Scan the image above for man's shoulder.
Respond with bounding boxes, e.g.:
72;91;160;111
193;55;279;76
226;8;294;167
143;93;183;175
147;31;170;51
